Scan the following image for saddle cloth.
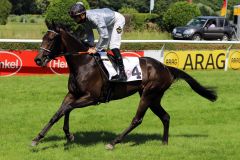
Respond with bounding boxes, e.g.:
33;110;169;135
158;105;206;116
98;52;142;82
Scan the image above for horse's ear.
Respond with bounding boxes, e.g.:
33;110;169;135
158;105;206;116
52;20;56;30
45;20;51;29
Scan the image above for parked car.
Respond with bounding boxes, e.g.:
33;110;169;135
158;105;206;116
172;16;235;41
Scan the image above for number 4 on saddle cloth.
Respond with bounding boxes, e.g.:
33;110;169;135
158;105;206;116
96;51;142;82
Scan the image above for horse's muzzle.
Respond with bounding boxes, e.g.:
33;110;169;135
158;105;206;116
34;56;50;67
34;57;42;66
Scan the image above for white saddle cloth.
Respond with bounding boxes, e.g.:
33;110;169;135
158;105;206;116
98;52;142;81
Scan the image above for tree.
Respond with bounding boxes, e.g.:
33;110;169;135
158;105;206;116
35;0;50;14
9;0;37;14
163;1;201;32
45;0;89;31
197;3;216;16
0;0;12;25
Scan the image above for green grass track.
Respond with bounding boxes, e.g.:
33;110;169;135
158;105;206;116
0;70;239;160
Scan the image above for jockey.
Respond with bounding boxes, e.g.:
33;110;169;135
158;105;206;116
69;2;127;81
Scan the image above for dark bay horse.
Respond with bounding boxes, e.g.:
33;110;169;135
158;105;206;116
33;24;217;149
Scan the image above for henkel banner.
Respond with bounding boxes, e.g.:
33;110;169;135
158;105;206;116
0;50;67;76
0;51;23;77
0;50;145;76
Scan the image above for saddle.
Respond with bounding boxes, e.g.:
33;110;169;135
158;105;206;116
92;52;116;79
91;51;142;103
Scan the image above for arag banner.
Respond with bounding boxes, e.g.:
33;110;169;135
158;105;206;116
164;50;240;70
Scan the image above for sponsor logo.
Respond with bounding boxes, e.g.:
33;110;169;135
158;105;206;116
230;51;240;70
0;51;23;77
116;26;123;34
48;57;68;75
164;52;179;68
183;53;225;70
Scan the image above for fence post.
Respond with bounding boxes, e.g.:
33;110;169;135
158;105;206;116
224;44;233;71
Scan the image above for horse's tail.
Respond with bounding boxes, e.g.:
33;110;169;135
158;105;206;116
167;66;217;102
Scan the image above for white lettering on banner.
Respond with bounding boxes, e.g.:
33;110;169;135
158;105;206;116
0;51;22;77
51;59;68;68
0;59;19;69
49;59;68;75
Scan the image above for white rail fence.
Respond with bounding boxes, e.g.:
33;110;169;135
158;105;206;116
0;39;240;44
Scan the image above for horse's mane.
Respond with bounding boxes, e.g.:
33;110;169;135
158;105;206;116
46;21;89;49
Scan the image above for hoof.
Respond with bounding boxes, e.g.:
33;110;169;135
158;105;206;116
162;141;168;145
105;144;114;150
31;141;38;147
67;134;75;142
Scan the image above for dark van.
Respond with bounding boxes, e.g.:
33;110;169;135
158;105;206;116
172;16;234;41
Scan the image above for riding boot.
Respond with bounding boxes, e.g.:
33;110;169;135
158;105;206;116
111;48;127;81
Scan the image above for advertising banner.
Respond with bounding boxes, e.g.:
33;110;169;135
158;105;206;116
164;50;240;70
1;49;239;77
0;50;145;76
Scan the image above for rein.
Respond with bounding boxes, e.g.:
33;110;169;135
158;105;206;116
58;51;109;80
58;51;89;57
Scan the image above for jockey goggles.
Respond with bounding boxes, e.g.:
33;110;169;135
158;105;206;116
69;11;86;18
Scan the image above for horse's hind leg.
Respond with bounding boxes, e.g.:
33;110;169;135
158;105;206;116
150;103;170;145
106;90;154;150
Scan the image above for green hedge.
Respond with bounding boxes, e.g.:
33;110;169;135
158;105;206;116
163;2;201;32
1;42;239;51
124;13;159;31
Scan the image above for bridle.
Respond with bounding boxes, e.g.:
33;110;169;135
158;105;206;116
40;30;88;58
39;30;60;59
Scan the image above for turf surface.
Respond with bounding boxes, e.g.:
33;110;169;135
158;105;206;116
0;70;239;160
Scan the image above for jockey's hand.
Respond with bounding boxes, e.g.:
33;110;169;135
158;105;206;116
87;47;97;54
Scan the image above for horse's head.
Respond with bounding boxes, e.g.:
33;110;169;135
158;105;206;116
34;22;63;67
35;22;89;67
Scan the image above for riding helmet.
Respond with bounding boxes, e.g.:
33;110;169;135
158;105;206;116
69;2;86;17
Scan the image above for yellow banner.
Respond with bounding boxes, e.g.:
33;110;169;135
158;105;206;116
164;50;240;70
234;6;240;15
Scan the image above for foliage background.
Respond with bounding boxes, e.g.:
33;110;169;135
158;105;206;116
1;0;239;32
163;1;201;32
0;0;12;25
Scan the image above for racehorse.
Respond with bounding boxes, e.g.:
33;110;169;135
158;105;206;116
32;23;217;150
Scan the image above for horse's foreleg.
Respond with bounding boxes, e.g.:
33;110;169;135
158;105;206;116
62;94;76;142
31;93;75;146
58;93;97;143
63;94;97;142
63;110;74;142
31;104;72;146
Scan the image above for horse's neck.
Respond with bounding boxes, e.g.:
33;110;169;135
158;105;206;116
60;30;92;73
60;29;88;52
64;54;95;75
